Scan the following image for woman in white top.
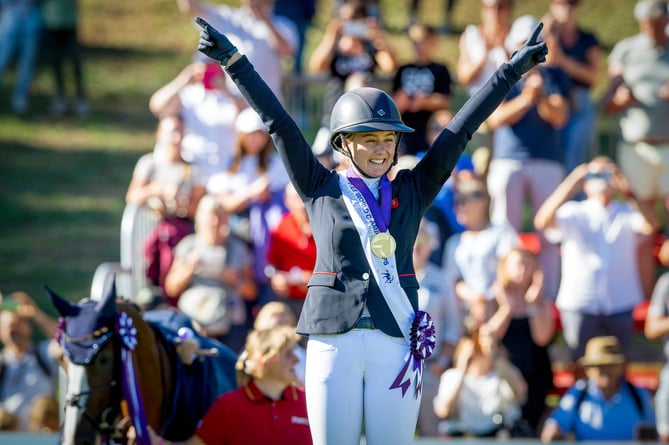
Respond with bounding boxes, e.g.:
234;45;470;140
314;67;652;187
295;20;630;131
433;324;527;437
207;107;290;307
456;0;513;96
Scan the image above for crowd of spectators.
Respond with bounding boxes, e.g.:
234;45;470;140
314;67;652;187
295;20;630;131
2;0;669;442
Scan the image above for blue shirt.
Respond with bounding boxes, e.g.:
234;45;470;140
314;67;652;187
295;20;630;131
493;67;569;163
549;378;655;440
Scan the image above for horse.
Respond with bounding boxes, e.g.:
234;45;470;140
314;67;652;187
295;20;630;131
49;284;238;445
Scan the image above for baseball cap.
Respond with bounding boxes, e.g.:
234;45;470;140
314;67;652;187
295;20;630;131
634;0;668;20
235;107;268;134
505;15;542;53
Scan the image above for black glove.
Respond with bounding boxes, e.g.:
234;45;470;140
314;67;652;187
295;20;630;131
195;16;238;66
508;22;548;77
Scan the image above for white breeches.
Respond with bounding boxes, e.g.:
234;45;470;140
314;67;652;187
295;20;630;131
305;329;421;445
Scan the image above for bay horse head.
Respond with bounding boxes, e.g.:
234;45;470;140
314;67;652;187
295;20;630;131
49;283;171;445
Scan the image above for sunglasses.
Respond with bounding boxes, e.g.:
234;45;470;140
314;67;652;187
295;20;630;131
552;0;579;5
584;171;612;182
455;190;486;207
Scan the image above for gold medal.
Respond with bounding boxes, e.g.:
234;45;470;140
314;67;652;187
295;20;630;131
370;232;396;258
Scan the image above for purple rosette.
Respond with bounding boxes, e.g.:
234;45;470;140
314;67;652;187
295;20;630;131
389;311;437;399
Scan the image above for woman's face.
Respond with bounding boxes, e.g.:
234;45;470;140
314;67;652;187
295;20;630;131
158;116;184;159
344;131;397;178
198;205;229;242
241;130;270;156
503;251;533;286
481;0;512;25
263;345;299;385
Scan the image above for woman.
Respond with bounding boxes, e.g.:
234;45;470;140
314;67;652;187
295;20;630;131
482;247;555;435
149;325;312;445
207;106;289;308
433;324;527;437
164;194;257;352
126;113;206;301
194;16;547;445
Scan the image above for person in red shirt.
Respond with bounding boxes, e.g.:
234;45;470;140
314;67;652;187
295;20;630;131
265;183;317;319
149;325;311;445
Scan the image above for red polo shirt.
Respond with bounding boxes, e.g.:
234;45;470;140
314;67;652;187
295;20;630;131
195;381;312;445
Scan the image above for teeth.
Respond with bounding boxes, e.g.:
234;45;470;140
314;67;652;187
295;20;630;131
370;159;384;164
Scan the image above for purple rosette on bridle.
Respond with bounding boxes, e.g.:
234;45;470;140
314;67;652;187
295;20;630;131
117;312;150;445
389;310;436;399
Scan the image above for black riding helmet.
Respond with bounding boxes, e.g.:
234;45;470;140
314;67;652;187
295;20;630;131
329;87;414;167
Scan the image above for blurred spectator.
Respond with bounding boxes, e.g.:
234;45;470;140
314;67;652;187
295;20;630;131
165;194;257;352
414;220;463;437
456;0;511;95
0;291;59;431
126;113;206;300
408;0;457;34
420;110;473;264
149;62;244;182
483;247;555;435
308;0;397;158
541;336;656;441
207;107;289;309
0;0;42;114
542;0;602;174
0;407;19;431
442;177;519;326
644;271;669;442
486;14;569;300
253;301;306;386
273;0;316;74
455;0;513;155
392;23;452;156
26;394;59;433
149;326;312;445
534;156;661;363
433;324;527;438
176;0;297;102
265;183;316;320
602;0;669;299
41;0;88;116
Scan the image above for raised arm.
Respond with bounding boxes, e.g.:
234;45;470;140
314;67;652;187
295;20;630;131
417;23;548;186
195;17;327;197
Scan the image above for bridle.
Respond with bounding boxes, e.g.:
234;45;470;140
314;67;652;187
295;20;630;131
62;337;128;443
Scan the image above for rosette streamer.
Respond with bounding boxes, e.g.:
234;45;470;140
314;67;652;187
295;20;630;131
389;311;436;399
117;312;150;445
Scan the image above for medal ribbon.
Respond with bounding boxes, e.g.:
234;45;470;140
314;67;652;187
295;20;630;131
346;168;391;234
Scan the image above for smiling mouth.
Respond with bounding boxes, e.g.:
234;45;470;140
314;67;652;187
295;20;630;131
370;159;385;164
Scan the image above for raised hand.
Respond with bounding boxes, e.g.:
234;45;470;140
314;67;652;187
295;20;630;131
509;22;548;77
195;16;238;65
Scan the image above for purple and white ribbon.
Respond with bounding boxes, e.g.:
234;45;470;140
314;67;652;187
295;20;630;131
389;311;436;399
117;312;150;445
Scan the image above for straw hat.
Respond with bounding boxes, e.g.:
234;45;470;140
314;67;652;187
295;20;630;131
578;336;626;367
